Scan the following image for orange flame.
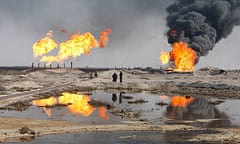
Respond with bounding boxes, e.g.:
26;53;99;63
98;107;109;120
59;32;99;58
33;30;58;57
32;96;57;107
40;32;99;64
160;41;197;72
32;93;109;120
160;51;170;65
33;28;111;64
99;28;112;48
170;42;197;72
171;96;195;108
32;96;57;116
40;55;60;64
58;92;95;116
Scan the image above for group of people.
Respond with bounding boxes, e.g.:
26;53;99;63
112;71;123;83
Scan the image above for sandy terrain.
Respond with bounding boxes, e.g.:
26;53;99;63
0;67;240;143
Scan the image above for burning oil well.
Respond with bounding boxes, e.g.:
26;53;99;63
32;28;112;67
160;0;240;72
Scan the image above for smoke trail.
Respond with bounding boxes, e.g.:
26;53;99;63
166;0;240;57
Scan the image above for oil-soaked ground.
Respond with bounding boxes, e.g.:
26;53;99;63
0;91;240;143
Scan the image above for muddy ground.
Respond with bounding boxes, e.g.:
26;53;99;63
0;67;239;143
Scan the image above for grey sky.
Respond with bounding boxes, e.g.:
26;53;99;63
0;0;239;69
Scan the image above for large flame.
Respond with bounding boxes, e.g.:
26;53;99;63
160;41;197;72
99;28;112;48
40;32;99;64
171;96;195;108
59;32;99;58
58;92;95;116
33;30;58;57
33;28;112;64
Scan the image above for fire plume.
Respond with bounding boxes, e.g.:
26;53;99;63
59;32;99;59
33;30;58;57
160;51;170;65
58;93;95;116
33;28;111;64
99;28;112;48
160;41;197;72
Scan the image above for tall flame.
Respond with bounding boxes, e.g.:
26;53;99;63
160;41;197;72
99;28;112;48
59;32;99;58
33;28;112;64
33;30;58;57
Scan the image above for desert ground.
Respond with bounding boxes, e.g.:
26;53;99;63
0;66;240;143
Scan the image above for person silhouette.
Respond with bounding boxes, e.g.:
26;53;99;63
119;71;123;83
112;93;117;103
112;72;118;82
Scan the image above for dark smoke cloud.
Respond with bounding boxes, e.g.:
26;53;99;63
167;0;240;57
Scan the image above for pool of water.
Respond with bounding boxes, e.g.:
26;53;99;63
0;91;240;127
5;131;213;144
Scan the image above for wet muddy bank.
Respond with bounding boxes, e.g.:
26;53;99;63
0;117;239;143
0;116;196;143
0;116;237;144
0;67;239;101
0;68;239;143
70;81;240;98
0;91;240;143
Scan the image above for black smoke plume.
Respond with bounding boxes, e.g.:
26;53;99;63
167;0;240;57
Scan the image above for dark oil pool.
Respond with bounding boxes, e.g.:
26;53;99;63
0;91;239;127
5;131;216;144
1;91;239;144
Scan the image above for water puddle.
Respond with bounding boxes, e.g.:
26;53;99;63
0;91;240;127
5;131;215;144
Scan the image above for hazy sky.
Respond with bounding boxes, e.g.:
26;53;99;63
0;0;239;69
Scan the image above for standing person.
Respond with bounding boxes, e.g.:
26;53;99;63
94;71;98;77
112;72;118;82
119;70;123;83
